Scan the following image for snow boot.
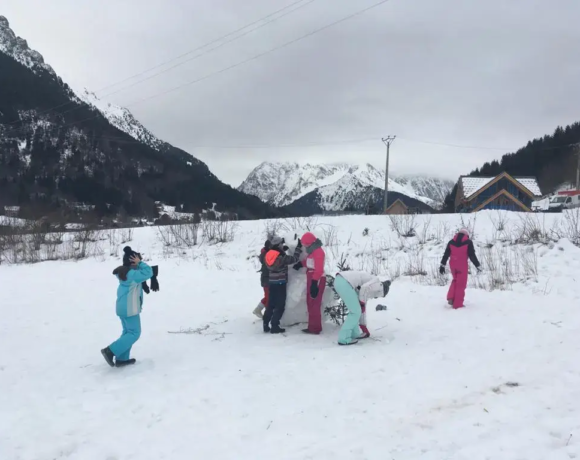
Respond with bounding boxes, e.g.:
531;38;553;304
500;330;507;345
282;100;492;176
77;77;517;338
302;328;320;335
253;303;264;319
270;327;286;334
263;324;271;333
338;340;359;346
357;332;370;339
101;347;115;367
115;358;136;367
447;299;454;306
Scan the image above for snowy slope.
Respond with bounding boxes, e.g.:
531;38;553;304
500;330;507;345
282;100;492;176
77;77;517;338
2;211;580;459
77;90;167;152
238;162;445;210
393;174;455;206
0;16;55;76
0;15;172;154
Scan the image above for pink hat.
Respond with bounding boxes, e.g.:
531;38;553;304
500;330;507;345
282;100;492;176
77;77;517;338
458;228;470;238
301;232;317;246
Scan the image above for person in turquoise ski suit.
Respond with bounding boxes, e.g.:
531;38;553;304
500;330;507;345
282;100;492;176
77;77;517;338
333;271;391;346
101;252;153;367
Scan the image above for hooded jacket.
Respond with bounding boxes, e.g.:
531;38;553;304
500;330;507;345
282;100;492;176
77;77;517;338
265;244;301;284
440;231;480;271
113;261;153;317
301;232;325;282
336;271;389;304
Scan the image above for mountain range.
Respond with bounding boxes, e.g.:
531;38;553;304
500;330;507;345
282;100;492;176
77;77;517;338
238;162;454;214
0;16;279;221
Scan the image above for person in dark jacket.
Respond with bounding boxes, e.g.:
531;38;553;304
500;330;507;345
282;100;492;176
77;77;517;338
263;236;302;334
253;239;272;319
439;228;482;309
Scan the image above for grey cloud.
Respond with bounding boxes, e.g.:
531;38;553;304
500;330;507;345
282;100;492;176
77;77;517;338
3;0;580;186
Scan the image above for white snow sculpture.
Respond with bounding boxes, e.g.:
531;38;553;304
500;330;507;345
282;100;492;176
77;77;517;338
277;230;336;328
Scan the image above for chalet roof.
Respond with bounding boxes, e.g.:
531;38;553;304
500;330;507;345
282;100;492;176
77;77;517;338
386;198;407;210
460;175;541;199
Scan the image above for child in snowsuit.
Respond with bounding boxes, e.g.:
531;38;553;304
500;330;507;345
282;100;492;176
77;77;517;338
263;236;302;334
253;239;272;319
293;232;326;335
439;228;481;309
101;249;153;367
333;271;391;345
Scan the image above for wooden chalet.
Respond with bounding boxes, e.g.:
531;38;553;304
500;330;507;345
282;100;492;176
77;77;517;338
455;172;541;213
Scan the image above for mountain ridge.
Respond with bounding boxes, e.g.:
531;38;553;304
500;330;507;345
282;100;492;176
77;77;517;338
0;15;279;220
239;161;454;213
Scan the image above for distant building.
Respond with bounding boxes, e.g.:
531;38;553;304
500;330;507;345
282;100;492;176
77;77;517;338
4;206;20;217
384;199;409;215
455;172;541;212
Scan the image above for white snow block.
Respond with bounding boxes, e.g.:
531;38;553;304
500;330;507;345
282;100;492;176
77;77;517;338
277;232;336;327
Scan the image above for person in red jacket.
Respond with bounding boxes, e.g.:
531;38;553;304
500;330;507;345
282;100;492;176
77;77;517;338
294;232;326;334
439;228;482;309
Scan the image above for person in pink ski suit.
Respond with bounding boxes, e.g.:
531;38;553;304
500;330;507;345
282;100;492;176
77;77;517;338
439;228;481;309
293;232;326;334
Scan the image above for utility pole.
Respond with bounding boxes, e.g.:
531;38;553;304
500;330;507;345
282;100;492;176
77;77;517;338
575;142;580;191
382;136;396;213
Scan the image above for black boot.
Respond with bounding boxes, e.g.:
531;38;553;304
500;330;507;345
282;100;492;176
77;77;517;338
263;323;271;333
101;347;115;367
115;359;136;367
270;327;286;334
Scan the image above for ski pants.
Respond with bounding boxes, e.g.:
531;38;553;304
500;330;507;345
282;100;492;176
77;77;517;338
447;268;468;308
334;275;362;345
260;286;270;308
109;315;141;361
306;276;326;333
264;283;287;329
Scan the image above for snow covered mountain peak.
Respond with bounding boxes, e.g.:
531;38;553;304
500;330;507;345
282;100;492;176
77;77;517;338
238;161;452;210
0;16;55;76
77;89;166;151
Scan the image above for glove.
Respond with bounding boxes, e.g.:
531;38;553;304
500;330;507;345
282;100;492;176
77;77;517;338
310;280;319;298
293;261;303;270
439;265;445;275
297;238;302;249
150;276;159;292
142;281;150;294
282;245;289;251
150;266;159;291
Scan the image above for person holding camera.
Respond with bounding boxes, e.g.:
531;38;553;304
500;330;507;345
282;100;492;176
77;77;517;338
101;247;157;367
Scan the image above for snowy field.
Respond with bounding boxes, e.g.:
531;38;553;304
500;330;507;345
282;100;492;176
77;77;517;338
2;211;580;459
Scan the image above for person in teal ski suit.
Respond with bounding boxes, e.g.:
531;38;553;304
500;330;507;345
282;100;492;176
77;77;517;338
101;251;153;367
333;271;390;346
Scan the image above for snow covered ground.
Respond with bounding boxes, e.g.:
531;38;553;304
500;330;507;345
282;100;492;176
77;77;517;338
2;211;580;459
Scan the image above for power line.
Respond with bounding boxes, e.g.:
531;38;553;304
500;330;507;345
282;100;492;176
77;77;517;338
3;127;575;154
397;137;512;151
122;0;394;109
1;0;316;126
99;0;317;99
4;0;394;136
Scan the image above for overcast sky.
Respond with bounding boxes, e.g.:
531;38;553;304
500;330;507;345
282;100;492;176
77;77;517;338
3;0;580;186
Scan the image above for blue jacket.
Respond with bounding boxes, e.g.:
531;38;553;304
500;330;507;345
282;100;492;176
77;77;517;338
115;262;153;318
